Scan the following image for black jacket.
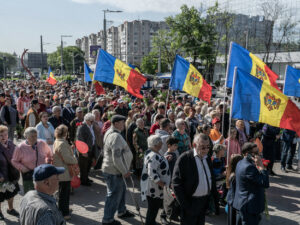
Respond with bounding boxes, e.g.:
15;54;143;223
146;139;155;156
233;157;269;214
172;150;218;213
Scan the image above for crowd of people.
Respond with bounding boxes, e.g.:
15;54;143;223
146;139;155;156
0;79;299;225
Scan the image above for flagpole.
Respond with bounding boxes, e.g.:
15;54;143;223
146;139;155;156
91;49;101;94
222;41;233;136
283;65;288;95
227;66;238;165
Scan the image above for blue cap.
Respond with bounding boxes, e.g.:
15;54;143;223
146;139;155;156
33;164;65;181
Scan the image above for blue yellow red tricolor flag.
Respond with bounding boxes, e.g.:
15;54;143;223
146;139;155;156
227;42;279;89
84;61;105;95
93;49;146;98
46;67;57;85
231;67;300;136
283;65;300;97
128;64;141;73
84;61;93;82
169;55;212;103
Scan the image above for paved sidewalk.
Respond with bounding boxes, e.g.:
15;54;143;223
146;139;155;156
1;162;299;225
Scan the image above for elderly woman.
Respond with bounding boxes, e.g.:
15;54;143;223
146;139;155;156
0;97;18;141
172;118;191;155
11;127;52;193
141;135;171;225
49;106;68;129
133;118;149;176
36;112;55;151
53;125;78;220
0;126;20;220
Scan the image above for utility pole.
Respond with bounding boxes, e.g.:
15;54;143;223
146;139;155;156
245;29;249;49
72;52;75;75
60;35;72;75
40;35;43;76
158;45;161;74
60;37;63;76
2;56;5;79
103;9;123;52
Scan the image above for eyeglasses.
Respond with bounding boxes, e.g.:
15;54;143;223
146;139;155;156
198;145;210;151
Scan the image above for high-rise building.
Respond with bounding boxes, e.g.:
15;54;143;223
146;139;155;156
75;20;168;66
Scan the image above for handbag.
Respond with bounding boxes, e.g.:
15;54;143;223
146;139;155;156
1;150;20;181
56;151;79;178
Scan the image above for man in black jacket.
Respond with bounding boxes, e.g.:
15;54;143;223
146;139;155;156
233;142;269;225
172;133;218;225
76;113;96;186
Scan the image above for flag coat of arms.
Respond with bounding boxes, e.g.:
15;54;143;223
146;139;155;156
169;55;212;103
283;65;300;97
232;67;300;136
227;42;279;89
93;49;146;98
84;61;105;95
46;67;57;85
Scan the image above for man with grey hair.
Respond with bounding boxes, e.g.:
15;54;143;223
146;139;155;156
101;115;134;225
172;133;218;225
76;113;96;186
49;106;68;129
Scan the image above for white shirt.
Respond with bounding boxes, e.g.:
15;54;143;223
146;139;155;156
192;148;212;197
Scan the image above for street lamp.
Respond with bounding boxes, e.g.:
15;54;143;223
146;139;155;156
71;52;84;75
103;9;122;51
61;35;72;75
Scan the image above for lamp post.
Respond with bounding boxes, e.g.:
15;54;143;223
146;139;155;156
103;9;122;51
71;53;84;75
61;35;72;75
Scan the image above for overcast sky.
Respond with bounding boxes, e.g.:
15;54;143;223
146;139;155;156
1;0;297;56
0;0;204;55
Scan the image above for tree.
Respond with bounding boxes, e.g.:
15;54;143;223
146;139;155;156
259;0;297;68
165;4;219;82
0;52;17;76
140;51;168;74
47;46;85;74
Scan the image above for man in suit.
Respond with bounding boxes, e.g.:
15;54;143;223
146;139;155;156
62;100;75;124
76;113;96;186
172;133;218;225
233;142;269;225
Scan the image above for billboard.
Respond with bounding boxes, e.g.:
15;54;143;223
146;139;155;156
90;45;101;58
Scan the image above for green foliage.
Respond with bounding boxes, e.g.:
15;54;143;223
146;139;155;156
0;52;17;75
165;3;220;82
47;46;84;74
140;52;168;74
214;80;220;87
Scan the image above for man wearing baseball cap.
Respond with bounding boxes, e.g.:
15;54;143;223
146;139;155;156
19;164;66;225
101;115;134;225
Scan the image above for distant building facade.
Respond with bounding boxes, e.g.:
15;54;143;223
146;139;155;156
75;20;168;66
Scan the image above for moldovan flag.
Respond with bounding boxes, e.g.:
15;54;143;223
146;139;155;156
84;61;105;95
93;50;146;98
169;54;212;103
227;42;279;89
128;64;141;73
46;67;57;85
232;67;300;136
283;65;300;97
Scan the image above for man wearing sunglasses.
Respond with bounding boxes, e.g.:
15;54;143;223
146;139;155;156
172;133;218;225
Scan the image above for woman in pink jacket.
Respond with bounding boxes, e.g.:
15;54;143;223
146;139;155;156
11;127;52;193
